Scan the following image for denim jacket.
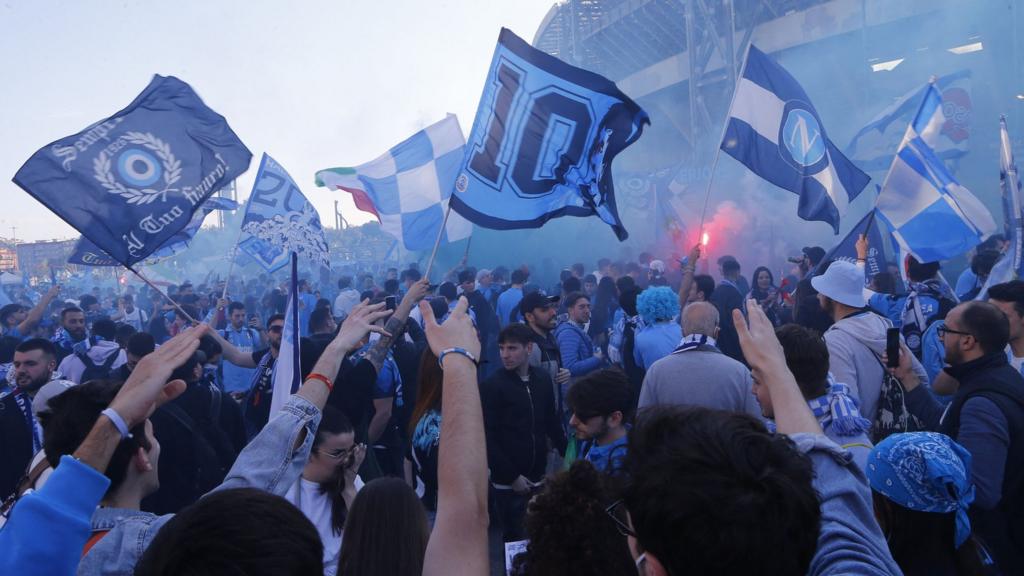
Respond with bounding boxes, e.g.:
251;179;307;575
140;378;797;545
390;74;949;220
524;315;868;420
78;395;322;576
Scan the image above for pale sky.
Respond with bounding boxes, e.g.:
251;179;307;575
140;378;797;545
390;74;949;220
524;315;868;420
0;0;558;242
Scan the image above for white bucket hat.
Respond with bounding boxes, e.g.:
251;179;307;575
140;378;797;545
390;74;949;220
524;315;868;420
811;260;873;308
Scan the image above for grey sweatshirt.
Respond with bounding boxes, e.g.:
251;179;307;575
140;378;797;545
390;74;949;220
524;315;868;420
824;311;928;423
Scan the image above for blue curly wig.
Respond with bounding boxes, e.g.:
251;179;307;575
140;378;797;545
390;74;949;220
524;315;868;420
636;286;680;324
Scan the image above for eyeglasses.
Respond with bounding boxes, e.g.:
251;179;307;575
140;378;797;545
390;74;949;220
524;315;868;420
937;325;973;339
605;499;637;538
316;446;356;460
268;325;283;334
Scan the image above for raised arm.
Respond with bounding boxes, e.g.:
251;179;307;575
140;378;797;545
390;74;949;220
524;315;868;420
421;297;489;576
208;326;259;368
363;280;429;373
677;244;701;309
17;284;60;335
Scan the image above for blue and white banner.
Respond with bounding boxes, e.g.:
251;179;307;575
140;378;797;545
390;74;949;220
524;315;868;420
451;28;649;241
239;153;329;270
315;114;473;251
269;253;301;416
14;75;251;267
846;70;972;173
876;84;996;264
68;195;238;266
237;236;288;273
722;45;870;234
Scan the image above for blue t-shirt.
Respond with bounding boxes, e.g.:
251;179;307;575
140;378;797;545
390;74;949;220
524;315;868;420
581;435;628;474
633;322;682;370
495;286;524;328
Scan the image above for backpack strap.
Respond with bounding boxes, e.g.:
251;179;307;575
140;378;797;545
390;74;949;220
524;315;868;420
99;350;120;371
15;457;51;497
75;351;98;371
209;385;222;424
82;530;111;557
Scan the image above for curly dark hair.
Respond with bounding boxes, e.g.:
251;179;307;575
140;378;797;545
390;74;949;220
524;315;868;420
512;461;635;576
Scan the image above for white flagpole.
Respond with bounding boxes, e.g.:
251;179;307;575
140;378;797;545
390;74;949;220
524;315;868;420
697;41;754;240
221;222;246;302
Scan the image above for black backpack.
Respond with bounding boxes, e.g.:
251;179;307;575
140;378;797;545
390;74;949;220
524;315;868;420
76;350;121;382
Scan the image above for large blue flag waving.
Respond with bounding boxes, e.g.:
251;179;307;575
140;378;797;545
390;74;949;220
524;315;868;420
722;45;870;234
14;75;251;267
68;196;238;266
451;28;649;241
238;153;329;271
875;83;996;263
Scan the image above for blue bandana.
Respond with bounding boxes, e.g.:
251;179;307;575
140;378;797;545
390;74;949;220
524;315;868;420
867;432;975;547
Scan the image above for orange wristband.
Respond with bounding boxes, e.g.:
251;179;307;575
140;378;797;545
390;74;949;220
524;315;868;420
306;372;333;392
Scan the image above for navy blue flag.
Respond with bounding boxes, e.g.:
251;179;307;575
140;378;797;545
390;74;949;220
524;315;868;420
68;195;238;266
14;75;251;267
817;209;889;283
722;45;870;234
451;28;649;241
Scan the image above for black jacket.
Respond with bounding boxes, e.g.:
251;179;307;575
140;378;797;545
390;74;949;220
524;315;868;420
942;353;1024;573
0;392;33;500
710;281;745;363
142;382;247;515
481;366;566;485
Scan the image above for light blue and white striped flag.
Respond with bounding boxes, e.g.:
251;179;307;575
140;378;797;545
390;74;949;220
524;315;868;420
315;114;473;250
846;70;972;173
876;83;996;264
722;45;870;234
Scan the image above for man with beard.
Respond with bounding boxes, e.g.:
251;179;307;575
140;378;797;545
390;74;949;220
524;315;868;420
0;339;74;499
211;314;285;437
51;306;89;363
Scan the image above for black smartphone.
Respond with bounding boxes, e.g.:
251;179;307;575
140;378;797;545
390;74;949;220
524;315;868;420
385;295;397;311
886;328;901;368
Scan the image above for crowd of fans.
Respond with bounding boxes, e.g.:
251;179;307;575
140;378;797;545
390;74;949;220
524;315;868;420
0;232;1021;575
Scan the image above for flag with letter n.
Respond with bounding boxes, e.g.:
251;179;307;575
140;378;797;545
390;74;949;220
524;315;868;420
876;84;996;264
450;28;649;241
239;153;330;271
722;45;870;234
13;75;251;267
315;114;472;251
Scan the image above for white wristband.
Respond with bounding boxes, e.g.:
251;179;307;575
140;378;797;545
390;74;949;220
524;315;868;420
101;408;134;440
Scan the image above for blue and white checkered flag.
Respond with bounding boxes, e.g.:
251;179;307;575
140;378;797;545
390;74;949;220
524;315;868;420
722;45;870;234
876;83;996;264
315;114;472;251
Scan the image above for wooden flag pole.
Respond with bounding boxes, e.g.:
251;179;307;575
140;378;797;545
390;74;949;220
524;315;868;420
126;266;198;325
423;203;453;282
221;222;247;302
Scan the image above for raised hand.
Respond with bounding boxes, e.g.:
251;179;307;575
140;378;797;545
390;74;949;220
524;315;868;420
332;300;392;351
419;296;480;359
108;324;209;427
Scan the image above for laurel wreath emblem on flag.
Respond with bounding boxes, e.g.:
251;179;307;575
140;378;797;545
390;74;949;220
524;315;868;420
93;131;182;205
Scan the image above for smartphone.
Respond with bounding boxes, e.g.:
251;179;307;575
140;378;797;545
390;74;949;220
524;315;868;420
886;328;901;368
385;295;397;311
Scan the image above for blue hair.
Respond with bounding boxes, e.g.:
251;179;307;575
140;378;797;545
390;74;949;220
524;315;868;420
636;286;680;324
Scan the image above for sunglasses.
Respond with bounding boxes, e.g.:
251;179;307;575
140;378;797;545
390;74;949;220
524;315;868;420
605;499;637;538
268;325;284;334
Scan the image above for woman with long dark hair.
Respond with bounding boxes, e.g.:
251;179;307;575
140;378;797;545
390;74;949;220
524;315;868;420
284;406;366;576
405;349;443;515
868;432;997;575
746;266;782;326
337;477;431;576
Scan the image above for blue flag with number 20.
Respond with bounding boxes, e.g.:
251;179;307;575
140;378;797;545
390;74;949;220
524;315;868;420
451;28;649;241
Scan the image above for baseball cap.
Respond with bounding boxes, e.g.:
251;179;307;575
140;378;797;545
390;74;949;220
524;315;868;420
519;291;560;317
802;246;827;266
